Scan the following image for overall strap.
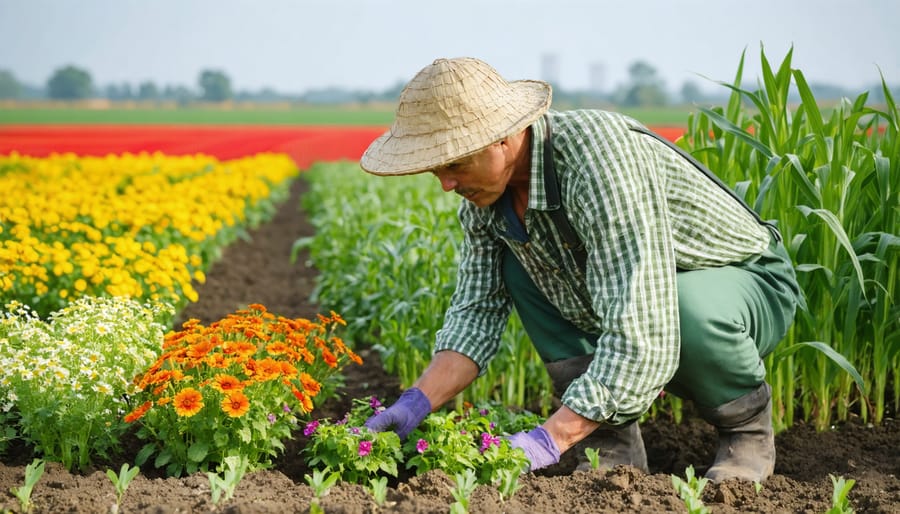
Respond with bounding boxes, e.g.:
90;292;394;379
628;125;782;242
541;115;588;269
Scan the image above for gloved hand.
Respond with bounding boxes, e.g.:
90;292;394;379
363;387;431;439
507;426;561;471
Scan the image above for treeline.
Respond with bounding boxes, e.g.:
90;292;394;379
0;62;896;107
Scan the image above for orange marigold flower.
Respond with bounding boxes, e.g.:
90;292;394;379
248;303;267;312
292;387;314;413
321;347;338;368
206;353;230;369
173;388;204;417
255;357;282;382
186;339;215;360
279;361;298;377
221;391;250;418
124;401;153;423
347;349;363;366
266;342;289;355
157;396;171;406
213;374;244;393
329;310;347;326
299;372;321;396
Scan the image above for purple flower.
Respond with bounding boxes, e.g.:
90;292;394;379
358;440;373;457
267;413;277;424
479;408;489;416
416;439;429;453
283;403;292;413
303;420;320;437
336;413;349;425
350;427;361;435
489;422;496;430
369;396;383;411
480;432;501;453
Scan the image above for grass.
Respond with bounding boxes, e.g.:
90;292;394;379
0;101;694;127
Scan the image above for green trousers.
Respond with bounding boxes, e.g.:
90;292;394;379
502;235;801;409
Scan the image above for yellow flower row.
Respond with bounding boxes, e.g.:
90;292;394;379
0;152;298;317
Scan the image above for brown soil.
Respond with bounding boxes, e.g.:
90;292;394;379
2;178;899;514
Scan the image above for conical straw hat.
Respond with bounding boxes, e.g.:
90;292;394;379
361;57;552;176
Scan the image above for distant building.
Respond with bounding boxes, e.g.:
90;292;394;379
589;62;606;95
541;54;560;86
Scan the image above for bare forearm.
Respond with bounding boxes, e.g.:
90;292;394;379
413;350;479;410
543;405;601;454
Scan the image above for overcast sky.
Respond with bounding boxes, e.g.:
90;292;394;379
1;0;897;95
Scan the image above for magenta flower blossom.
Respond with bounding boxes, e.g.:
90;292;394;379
416;439;429;453
350;427;361;435
358;440;373;457
369;396;383;411
303;420;320;437
480;432;501;453
479;408;489;416
267;413;277;424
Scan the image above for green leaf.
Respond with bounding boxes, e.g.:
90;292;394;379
187;441;210;463
775;342;866;395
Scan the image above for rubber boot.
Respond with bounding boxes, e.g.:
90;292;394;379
700;382;775;483
544;355;648;473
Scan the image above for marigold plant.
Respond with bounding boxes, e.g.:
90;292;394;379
127;304;361;476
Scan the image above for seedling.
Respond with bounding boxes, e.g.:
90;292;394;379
670;465;709;514
106;463;140;513
826;474;856;514
448;468;478;514
583;447;601;470
206;455;249;506
10;458;45;513
494;468;522;502
367;476;389;507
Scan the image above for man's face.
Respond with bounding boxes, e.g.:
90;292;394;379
430;142;512;208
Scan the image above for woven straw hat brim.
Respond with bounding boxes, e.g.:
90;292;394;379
360;58;552;176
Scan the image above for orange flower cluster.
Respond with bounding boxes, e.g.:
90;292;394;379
126;304;361;423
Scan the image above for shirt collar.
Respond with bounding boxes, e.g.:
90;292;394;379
527;114;553;212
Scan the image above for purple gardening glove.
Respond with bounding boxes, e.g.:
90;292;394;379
364;387;431;439
507;426;561;471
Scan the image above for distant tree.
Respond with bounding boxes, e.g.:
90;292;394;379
198;69;232;102
47;65;93;100
137;81;159;100
0;70;22;99
621;60;668;107
679;80;704;104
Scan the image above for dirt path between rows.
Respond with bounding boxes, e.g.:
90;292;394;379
1;177;898;513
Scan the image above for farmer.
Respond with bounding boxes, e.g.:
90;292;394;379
359;57;801;482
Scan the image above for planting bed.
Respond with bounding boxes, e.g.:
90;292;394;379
1;178;898;513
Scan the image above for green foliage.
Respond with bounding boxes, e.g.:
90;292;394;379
10;458;45;513
303;396;534;487
671;465;710;514
206;455;249;506
46;65;92;100
298;162;553;414
0;298;171;471
105;463;140;509
448;469;478;514
681;45;899;430
826;474;857;514
198;69;232;102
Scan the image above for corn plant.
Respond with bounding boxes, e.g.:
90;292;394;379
681;46;898;430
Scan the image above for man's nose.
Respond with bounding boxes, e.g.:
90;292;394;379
437;175;457;192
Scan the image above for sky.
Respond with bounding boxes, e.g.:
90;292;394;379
1;0;897;96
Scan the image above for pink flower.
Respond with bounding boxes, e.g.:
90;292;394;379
358;440;373;457
303;420;320;437
480;432;501;453
416;439;428;453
